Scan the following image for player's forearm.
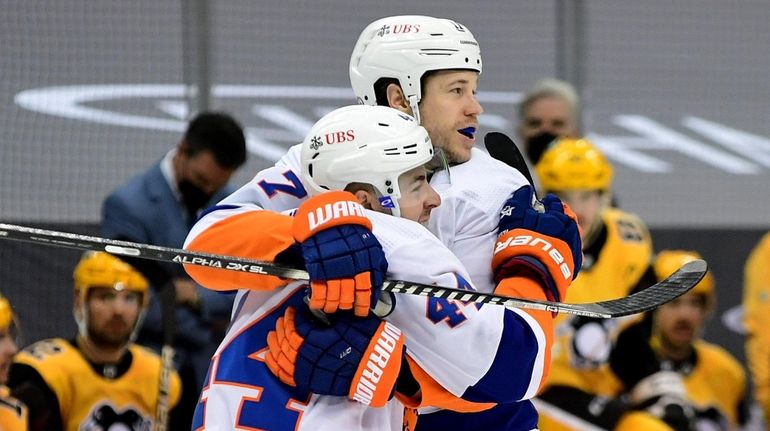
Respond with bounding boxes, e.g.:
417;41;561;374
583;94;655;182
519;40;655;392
397;291;553;406
396;356;496;412
184;206;296;291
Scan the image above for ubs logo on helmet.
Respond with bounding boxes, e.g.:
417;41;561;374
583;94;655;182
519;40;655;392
376;24;420;37
392;24;420;34
324;130;355;145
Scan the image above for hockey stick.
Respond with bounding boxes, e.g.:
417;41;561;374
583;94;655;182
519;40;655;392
154;280;175;431
484;132;536;191
0;223;705;318
153;274;176;431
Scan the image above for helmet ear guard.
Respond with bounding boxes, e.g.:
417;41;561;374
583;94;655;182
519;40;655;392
349;15;482;123
300;105;434;218
535;138;614;192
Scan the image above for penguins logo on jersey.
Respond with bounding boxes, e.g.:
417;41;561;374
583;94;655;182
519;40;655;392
80;403;151;431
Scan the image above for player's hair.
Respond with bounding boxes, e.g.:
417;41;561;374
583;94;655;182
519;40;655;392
518;78;580;123
183;111;247;169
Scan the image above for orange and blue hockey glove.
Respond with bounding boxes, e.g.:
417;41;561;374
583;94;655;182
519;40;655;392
293;191;389;317
491;185;582;303
265;306;405;408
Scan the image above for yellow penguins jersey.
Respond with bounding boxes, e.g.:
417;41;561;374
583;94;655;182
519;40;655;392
683;339;747;427
744;231;770;423
538;208;652;430
0;385;27;430
562;208;652;305
547;208;652;387
13;338;181;431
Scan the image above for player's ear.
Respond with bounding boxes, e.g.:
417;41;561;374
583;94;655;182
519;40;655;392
353;189;374;210
386;83;411;114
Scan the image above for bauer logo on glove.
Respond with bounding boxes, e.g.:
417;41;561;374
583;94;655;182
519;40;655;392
494;233;572;280
492;185;582;303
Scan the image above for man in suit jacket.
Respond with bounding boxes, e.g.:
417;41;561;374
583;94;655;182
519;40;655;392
101;111;247;429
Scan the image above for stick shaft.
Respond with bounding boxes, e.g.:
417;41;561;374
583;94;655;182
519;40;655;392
0;223;705;318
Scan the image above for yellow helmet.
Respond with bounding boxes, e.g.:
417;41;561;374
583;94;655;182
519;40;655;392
654;250;714;307
0;294;13;331
74;251;149;304
535;138;614;192
73;252;150;342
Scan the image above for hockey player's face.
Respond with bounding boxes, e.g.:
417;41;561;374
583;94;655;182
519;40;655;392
397;166;440;225
655;292;707;351
86;287;142;349
550;189;606;243
0;327;17;383
418;70;483;165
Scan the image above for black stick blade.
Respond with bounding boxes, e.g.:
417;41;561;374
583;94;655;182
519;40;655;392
484;132;535;187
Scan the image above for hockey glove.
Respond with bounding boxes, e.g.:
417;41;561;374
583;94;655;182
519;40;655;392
628;372;696;431
265;306;405;407
491;185;582;302
293;191;388;317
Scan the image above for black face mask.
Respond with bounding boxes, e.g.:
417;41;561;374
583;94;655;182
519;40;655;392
525;131;559;165
178;180;213;218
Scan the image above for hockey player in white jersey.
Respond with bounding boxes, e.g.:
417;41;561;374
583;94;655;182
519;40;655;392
184;16;583;430
348;16;583;429
183;105;580;430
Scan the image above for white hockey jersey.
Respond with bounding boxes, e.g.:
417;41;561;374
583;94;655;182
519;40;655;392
428;147;531;294
184;145;545;430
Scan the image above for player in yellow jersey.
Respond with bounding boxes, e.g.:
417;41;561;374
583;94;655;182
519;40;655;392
9;251;181;431
0;293;27;430
612;250;748;430
743;231;770;426
532;138;656;430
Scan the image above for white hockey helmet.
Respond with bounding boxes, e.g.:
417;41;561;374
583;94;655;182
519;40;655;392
301;105;434;217
349;15;482;123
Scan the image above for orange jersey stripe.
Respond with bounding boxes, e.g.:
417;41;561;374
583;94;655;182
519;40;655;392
397;356;496;413
185;210;295;291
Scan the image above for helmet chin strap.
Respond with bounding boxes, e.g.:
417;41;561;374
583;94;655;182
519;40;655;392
407;95;421;124
409;95;451;176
